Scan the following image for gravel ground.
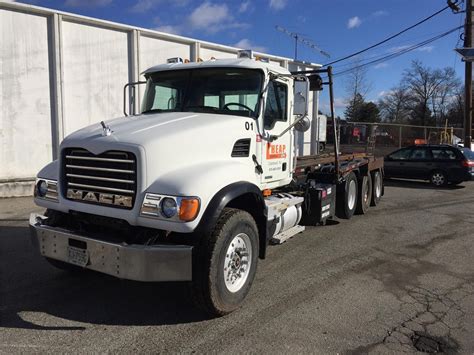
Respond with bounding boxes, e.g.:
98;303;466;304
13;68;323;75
1;179;473;353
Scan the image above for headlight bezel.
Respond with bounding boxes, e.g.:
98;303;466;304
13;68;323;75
140;193;200;222
34;178;59;202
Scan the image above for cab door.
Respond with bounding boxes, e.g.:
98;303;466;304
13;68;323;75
260;78;292;185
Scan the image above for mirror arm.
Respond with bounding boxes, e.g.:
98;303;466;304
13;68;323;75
268;114;308;142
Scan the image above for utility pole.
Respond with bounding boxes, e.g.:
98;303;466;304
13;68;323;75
465;0;473;149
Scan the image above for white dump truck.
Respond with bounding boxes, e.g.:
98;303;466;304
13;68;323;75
30;51;384;315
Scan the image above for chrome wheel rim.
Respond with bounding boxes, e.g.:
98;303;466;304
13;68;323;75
432;173;445;186
375;173;381;198
224;233;252;293
348;180;357;210
364;180;370;204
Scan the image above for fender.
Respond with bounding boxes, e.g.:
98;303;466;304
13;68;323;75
195;181;269;259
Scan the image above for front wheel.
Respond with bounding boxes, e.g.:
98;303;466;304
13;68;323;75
192;208;259;316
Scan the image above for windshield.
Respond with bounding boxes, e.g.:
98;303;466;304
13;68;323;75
141;68;263;118
462;148;474;160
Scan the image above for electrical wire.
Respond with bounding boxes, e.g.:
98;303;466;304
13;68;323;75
333;26;463;77
332;27;463;72
323;4;453;67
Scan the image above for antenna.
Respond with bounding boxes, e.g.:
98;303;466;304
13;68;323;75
275;25;331;60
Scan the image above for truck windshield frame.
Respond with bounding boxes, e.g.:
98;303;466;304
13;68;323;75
141;68;264;119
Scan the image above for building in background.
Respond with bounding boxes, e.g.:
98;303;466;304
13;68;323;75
0;2;320;197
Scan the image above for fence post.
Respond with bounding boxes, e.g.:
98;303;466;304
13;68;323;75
399;126;402;148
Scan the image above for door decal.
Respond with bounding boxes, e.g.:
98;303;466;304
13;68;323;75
266;143;287;159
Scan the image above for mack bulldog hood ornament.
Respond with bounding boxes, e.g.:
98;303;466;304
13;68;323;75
100;121;112;136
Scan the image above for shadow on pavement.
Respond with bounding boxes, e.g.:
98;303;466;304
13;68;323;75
384;178;466;190
0;225;211;330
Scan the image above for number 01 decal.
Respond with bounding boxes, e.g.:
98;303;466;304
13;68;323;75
245;122;254;130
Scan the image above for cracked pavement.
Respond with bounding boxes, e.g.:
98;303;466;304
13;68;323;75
1;179;473;353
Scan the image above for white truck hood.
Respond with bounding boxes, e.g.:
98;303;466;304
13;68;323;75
61;112;257;189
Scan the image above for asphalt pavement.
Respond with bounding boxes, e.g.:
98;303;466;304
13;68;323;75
1;180;474;353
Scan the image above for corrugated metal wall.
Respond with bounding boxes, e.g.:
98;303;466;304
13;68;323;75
0;2;320;197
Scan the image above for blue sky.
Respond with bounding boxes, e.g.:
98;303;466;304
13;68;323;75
13;0;466;114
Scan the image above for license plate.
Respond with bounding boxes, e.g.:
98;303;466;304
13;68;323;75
68;245;89;267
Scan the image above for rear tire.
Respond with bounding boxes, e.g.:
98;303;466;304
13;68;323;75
371;169;383;206
430;170;447;187
336;172;358;219
192;208;259;316
356;174;372;215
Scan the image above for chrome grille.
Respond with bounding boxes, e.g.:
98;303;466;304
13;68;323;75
63;148;137;209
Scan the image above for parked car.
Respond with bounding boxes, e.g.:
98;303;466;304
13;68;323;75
384;144;472;186
461;147;474;179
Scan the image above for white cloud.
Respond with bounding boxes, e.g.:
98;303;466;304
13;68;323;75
389;45;411;53
239;0;250;13
131;0;188;13
234;39;267;53
155;2;249;35
374;62;389;69
417;46;434;53
154;25;181;35
334;98;346;109
269;0;287;11
189;2;228;29
347;16;362;29
65;0;112;7
389;45;434;53
372;10;388;17
378;90;394;98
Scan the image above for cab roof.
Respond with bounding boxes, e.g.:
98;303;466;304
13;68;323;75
142;58;291;76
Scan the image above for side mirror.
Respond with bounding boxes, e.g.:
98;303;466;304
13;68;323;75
295;116;310;132
309;74;324;91
123;81;146;116
293;79;309;117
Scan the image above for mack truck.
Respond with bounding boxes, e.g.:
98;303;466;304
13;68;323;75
29;51;384;316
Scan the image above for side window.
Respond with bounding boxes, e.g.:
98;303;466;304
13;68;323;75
389;148;412;160
151;85;178;110
432;148;458;160
264;81;287;129
409;148;431;160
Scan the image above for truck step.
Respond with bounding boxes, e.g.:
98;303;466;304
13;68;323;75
270;225;306;245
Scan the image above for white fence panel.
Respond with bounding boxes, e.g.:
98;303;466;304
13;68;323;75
0;9;52;180
62;21;129;136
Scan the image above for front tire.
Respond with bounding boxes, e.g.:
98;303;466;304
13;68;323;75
192;208;259;316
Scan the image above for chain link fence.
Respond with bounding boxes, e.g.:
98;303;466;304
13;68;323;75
324;121;464;157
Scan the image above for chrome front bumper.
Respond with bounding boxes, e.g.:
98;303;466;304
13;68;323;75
29;213;192;282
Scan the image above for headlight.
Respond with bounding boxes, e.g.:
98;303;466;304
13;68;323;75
34;179;58;202
37;180;48;197
140;193;200;222
161;198;177;218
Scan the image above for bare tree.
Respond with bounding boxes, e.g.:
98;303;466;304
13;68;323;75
378;86;411;123
345;57;372;102
402;60;460;126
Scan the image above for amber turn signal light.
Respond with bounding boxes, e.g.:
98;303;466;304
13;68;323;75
179;198;200;221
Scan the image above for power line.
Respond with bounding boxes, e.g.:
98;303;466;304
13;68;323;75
323;4;453;67
332;27;462;72
333;26;463;77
